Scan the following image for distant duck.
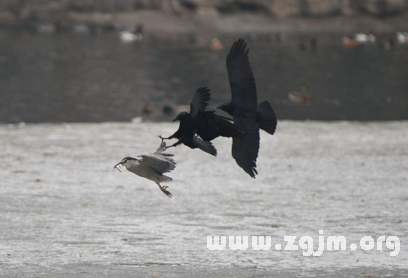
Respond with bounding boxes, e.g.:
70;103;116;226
72;24;90;34
119;24;143;43
342;36;359;49
342;32;376;48
354;33;376;44
378;36;396;51
288;87;312;105
211;38;224;51
310;37;318;51
298;37;318;51
36;23;57;34
162;105;174;116
141;104;154;116
396;32;408;44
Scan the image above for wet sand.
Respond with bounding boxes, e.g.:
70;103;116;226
0;121;407;277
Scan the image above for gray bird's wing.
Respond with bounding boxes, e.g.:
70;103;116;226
226;38;257;110
139;154;176;174
190;87;211;118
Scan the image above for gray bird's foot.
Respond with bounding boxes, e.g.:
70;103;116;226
163;144;175;151
158;184;172;198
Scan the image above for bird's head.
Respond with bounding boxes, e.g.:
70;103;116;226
114;157;139;171
217;103;234;115
172;111;189;122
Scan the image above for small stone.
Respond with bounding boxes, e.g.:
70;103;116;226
272;0;302;17
357;0;407;16
306;0;341;16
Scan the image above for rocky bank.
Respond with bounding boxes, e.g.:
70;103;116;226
0;0;408;33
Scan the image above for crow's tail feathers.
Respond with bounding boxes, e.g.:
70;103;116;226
257;101;277;135
193;136;217;157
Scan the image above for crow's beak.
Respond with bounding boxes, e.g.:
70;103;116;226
114;162;123;172
172;117;178;122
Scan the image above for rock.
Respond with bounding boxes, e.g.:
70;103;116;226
180;0;232;8
0;11;16;25
133;0;163;10
305;0;341;16
98;0;134;12
217;0;272;14
69;0;96;12
357;0;407;16
0;0;26;16
196;6;219;17
161;0;185;14
271;0;302;17
340;0;356;16
20;0;67;21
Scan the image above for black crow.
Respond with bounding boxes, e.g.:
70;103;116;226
160;87;243;156
218;38;277;178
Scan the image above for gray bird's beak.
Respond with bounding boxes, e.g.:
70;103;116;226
114;162;123;172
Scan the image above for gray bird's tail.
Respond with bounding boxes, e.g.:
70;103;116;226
257;101;277;135
193;136;217;157
158;174;173;183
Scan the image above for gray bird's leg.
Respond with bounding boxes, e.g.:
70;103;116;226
156;182;172;198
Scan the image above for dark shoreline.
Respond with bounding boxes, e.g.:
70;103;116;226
2;11;408;34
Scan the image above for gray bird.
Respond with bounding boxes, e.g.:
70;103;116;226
114;141;176;197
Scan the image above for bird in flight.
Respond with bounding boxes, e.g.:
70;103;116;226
160;87;243;156
218;38;277;178
114;141;176;197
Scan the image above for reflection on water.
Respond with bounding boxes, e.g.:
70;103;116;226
0;31;407;123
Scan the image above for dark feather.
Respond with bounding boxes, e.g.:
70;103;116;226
194;111;244;141
257;101;277;135
231;121;260;178
190;87;211;118
225;38;261;177
192;136;217;156
226;38;257;110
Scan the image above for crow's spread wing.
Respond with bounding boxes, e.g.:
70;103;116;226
226;39;257;110
226;39;260;178
231;118;260;178
190;87;211;118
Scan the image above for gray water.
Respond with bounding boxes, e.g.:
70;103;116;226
1;121;407;276
1;31;408;123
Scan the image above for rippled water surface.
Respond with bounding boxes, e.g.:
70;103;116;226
1;31;408;123
1;121;407;276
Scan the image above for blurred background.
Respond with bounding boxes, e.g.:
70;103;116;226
1;0;408;123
